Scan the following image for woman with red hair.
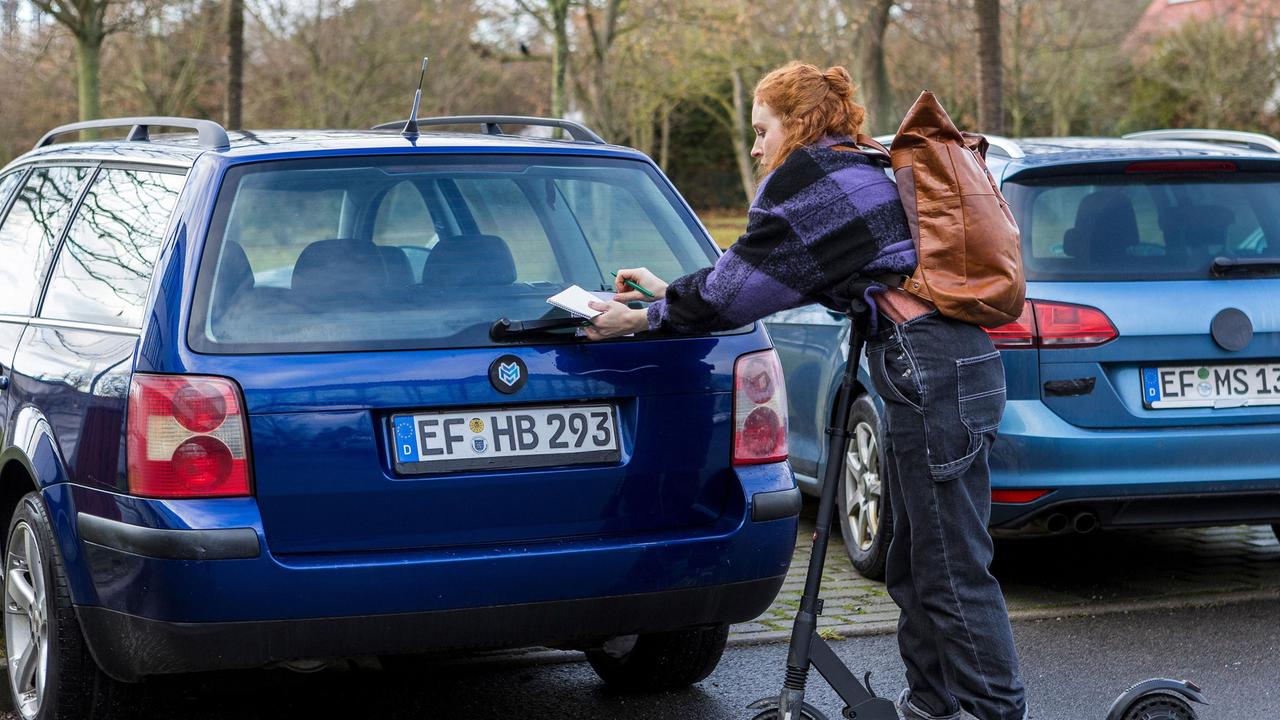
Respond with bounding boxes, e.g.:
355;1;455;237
587;61;1026;720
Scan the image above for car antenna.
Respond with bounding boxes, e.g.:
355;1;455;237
402;56;429;139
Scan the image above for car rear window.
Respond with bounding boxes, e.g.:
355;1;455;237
1003;174;1280;281
189;154;717;353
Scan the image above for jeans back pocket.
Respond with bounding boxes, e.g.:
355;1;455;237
957;351;1006;434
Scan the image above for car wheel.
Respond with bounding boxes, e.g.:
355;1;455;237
5;492;129;720
585;623;729;692
836;394;893;581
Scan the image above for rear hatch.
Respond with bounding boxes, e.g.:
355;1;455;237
1002;162;1280;429
188;152;758;555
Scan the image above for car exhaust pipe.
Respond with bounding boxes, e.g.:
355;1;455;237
1073;512;1099;534
1045;513;1069;533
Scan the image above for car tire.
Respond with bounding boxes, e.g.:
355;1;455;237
835;394;893;581
4;492;131;720
585;623;729;692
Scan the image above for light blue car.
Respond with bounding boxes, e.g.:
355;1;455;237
767;130;1280;579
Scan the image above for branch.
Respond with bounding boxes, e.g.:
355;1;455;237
30;0;80;31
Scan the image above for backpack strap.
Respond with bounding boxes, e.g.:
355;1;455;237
831;134;891;167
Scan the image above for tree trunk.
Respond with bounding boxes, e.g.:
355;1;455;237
730;66;756;205
856;0;895;135
76;34;103;130
658;102;671;172
226;0;244;129
976;0;1004;134
2;0;17;38
550;0;570;124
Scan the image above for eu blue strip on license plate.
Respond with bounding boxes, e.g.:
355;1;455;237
394;416;419;463
1142;367;1161;405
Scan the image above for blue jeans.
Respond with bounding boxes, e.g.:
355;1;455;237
866;310;1026;720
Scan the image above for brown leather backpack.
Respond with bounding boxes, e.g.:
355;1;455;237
851;92;1026;329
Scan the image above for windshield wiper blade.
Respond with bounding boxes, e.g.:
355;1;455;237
490;316;587;341
1210;256;1280;278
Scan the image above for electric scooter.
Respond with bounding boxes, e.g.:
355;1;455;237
746;329;1207;720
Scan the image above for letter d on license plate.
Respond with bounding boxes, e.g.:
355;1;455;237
392;404;620;474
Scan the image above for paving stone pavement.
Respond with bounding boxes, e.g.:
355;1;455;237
729;504;1280;644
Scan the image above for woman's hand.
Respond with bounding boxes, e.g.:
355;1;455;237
583;301;649;341
612;267;668;303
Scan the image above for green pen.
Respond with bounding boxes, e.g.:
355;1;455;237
611;271;656;298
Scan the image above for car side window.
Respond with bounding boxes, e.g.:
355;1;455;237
226;185;346;289
0;170;24;217
40;168;185;328
0;166;91;315
372;181;437;283
555;179;687;284
453;178;563;283
373;181;437;247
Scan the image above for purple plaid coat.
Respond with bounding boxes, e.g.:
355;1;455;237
648;136;915;335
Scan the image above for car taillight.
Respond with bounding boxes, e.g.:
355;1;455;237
1035;301;1118;347
985;300;1117;350
733;349;789;466
127;374;251;498
985;303;1037;349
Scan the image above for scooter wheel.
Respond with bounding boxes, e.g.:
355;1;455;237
1118;692;1198;720
750;702;830;720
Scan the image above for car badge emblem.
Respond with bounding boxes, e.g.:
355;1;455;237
499;363;520;386
489;355;528;395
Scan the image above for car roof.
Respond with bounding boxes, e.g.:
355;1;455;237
988;135;1280;180
8;128;648;170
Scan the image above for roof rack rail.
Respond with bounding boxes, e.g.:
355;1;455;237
981;134;1025;159
868;133;1025;159
35;116;231;152
1122;129;1280;154
371;115;606;144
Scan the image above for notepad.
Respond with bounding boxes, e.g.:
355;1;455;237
546;285;614;319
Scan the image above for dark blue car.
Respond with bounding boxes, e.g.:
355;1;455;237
0;116;799;718
768;130;1280;579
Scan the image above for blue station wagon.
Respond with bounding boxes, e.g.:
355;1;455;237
768;129;1280;579
0;116;800;718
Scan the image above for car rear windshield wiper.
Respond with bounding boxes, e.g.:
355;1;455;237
1210;257;1280;278
490;316;588;341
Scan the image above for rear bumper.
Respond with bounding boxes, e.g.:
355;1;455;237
48;464;797;679
990;399;1280;528
76;576;783;681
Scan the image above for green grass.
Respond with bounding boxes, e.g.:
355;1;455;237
699;211;748;249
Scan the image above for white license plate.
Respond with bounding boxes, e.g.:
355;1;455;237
392;404;620;473
1142;362;1280;408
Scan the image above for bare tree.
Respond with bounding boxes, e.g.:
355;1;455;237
514;0;572;120
28;0;148;124
854;0;896;135
3;0;18;37
975;0;1003;133
226;0;243;129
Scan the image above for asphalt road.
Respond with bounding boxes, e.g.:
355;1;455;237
70;598;1276;720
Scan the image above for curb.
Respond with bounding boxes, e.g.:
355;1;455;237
727;586;1280;647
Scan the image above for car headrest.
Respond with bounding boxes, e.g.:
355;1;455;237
379;245;415;287
1159;205;1236;253
1064;190;1140;260
214;240;254;303
421;234;517;286
292;238;386;296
